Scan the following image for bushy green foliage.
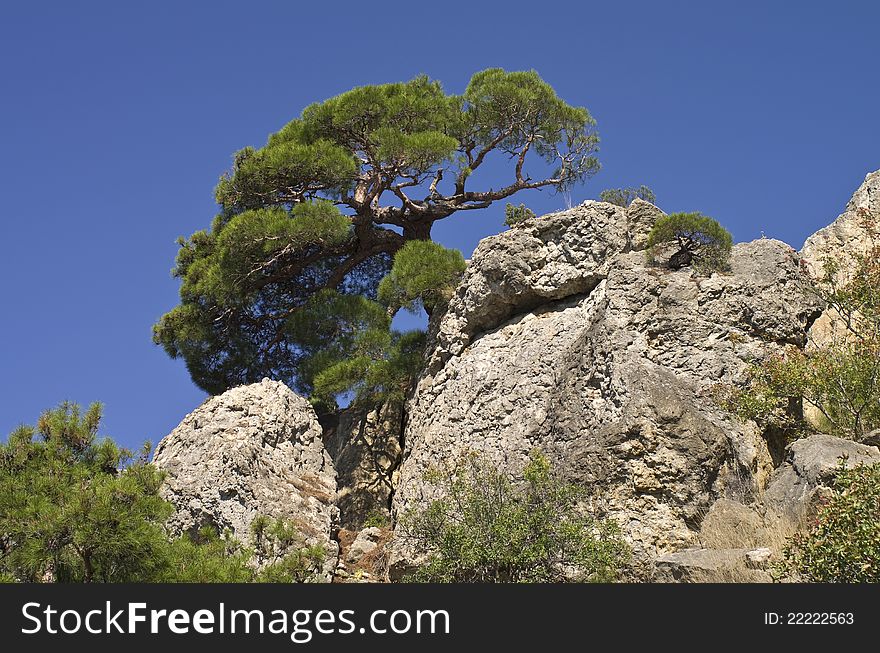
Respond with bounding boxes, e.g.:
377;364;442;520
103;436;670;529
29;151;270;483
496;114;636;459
0;403;326;583
363;509;390;529
154;527;255;583
646;211;732;271
311;328;426;411
0;402;171;582
599;185;656;207
400;451;629;583
377;240;466;315
722;209;880;441
504;203;536;227
776;461;880;582
155;69;599;401
722;343;880;440
249;516;326;583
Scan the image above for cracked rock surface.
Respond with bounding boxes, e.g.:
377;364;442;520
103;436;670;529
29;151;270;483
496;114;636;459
390;199;821;574
153;378;339;578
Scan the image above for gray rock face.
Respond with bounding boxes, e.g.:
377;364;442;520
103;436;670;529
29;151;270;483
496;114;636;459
654;548;771;583
321;402;403;530
391;200;822;573
764;433;880;519
345;527;386;565
430;200;665;368
800;170;880;350
801;170;880;278
152;379;339;576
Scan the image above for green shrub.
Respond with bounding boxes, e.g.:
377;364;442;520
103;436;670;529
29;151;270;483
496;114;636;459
721;208;880;441
0;402;325;583
646;211;732;271
250;516;326;583
377;240;466;315
363;510;390;529
599;185;656;207
721;342;880;441
399;450;629;582
776;461;880;582
504;203;536;227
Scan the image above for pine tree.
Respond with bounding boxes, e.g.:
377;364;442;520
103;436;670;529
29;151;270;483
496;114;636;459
0;402;327;583
153;69;600;401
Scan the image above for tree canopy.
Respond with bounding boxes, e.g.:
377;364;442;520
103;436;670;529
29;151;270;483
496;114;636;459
154;69;600;400
599;185;655;207
646;211;732;271
0;402;327;583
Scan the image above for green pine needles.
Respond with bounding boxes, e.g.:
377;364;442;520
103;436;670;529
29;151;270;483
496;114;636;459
378;240;466;315
0;402;327;583
599;185;656;207
646;211;733;271
154;69;600;406
504;203;536;227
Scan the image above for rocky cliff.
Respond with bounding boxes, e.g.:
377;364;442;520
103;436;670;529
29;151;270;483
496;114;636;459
153;170;880;582
388;199;822;575
800;170;880;349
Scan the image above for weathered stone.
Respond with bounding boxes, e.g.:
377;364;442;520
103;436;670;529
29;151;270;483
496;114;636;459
699;499;768;549
745;547;773;569
801;170;880;281
764;433;880;520
800;170;880;352
430;200;646;367
654;548;771;583
391;200;822;575
321;402;402;530
626;198;666;250
152;379;339;578
345;527;385;565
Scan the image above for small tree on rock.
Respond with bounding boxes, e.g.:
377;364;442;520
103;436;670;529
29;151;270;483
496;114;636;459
646;211;732;271
599;185;656;207
504;202;536;227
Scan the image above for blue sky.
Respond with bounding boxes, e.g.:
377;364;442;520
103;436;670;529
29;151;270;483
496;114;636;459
1;1;878;450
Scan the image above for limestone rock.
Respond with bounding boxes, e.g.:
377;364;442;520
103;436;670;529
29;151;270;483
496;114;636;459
152;379;339;577
800;170;880;350
391;201;822;575
430;200;650;366
345;527;385;565
801;169;880;280
321;402;403;530
764;433;880;520
654;548;771;582
745;547;773;569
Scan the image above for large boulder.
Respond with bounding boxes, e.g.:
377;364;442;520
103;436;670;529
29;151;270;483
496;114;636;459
152;379;339;577
429;199;663;366
763;433;880;520
654;548;772;583
390;200;822;575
